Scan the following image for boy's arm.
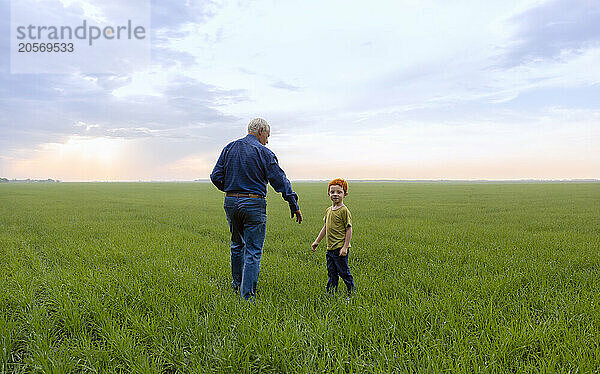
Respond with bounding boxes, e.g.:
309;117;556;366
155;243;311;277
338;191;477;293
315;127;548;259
339;226;352;256
311;225;326;252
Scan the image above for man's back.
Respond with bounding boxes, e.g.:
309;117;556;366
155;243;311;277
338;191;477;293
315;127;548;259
211;133;299;212
215;134;270;197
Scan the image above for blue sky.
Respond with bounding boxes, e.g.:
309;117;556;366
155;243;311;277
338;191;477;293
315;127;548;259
1;0;599;181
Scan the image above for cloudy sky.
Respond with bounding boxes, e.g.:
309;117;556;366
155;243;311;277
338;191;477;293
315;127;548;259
1;0;599;181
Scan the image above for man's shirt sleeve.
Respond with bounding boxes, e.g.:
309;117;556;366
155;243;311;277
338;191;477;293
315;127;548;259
264;151;300;212
210;146;228;191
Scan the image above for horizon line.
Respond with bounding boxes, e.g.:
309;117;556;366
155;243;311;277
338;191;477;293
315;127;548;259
2;178;599;183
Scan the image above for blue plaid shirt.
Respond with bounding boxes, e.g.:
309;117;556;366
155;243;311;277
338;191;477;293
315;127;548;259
210;134;300;212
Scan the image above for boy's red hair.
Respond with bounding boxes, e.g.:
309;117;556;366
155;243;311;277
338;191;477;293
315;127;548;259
328;178;348;194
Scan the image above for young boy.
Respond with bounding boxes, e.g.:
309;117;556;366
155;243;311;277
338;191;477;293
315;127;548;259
311;178;355;295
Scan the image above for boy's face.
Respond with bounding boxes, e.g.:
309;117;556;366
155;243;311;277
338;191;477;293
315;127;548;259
328;184;346;203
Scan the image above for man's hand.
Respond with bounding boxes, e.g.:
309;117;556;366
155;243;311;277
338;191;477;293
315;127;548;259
291;209;303;224
339;247;348;257
311;241;318;252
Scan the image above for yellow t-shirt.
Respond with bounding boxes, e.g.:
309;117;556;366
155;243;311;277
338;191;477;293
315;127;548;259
324;205;352;250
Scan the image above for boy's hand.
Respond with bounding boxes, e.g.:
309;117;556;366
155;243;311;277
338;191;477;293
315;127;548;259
311;241;318;252
339;247;348;256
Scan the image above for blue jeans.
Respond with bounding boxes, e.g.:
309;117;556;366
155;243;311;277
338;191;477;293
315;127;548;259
326;248;355;294
224;196;267;300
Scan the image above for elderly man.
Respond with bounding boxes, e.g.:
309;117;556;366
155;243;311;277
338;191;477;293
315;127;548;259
210;118;302;300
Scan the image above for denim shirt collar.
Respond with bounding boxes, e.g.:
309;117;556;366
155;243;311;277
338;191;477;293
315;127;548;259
244;134;262;145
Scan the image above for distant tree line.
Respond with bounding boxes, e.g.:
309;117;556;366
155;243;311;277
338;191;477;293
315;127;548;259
0;178;60;183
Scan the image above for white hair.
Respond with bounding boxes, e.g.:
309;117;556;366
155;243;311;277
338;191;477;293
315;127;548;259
247;118;270;135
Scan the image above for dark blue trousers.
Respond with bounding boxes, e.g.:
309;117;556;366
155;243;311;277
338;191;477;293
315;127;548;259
224;196;267;300
326;248;355;294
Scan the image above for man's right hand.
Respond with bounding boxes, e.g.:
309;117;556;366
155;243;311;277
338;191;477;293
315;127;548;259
311;241;318;252
291;209;303;224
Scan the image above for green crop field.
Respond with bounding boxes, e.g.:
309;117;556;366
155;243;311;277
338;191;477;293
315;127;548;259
0;182;599;373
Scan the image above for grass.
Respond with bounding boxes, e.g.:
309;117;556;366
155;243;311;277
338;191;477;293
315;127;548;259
0;182;599;372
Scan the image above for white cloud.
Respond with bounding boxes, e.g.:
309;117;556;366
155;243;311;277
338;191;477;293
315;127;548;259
57;0;107;23
74;121;100;131
486;47;600;103
111;69;167;98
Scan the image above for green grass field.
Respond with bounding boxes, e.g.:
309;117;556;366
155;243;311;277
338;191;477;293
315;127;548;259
1;182;599;373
